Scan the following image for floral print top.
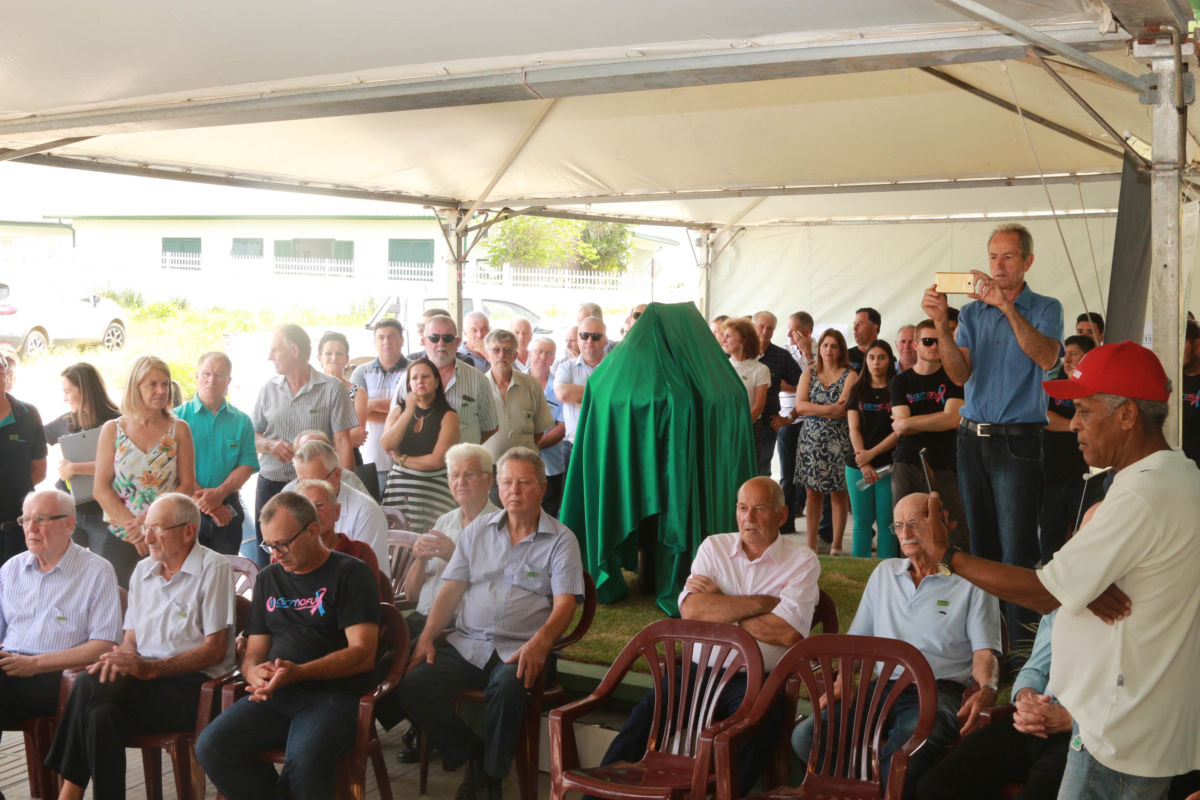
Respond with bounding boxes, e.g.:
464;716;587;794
106;418;180;537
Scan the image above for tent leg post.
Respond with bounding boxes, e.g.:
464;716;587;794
1136;33;1192;447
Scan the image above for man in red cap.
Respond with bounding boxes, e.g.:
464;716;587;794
908;341;1200;800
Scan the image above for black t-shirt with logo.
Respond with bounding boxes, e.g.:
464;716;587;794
248;550;380;694
853;384;894;468
889;368;964;470
0;395;47;524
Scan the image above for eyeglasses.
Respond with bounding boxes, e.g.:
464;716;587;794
144;521;189;537
917;337;938;347
18;514;68;528
198;370;229;381
487;347;515;356
426;333;456;344
887;520;922;534
578;332;603;342
260;524;308;555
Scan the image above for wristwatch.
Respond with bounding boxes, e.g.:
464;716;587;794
982;681;999;694
937;545;962;577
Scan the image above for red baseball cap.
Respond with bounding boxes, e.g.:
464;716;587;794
1043;341;1170;401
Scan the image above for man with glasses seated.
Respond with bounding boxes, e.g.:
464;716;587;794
0;490;122;741
791;492;1001;800
554;316;608;447
399;448;583;800
482;329;554;464
47;493;236;800
397;314;498;446
196;490;380;800
175;351;258;554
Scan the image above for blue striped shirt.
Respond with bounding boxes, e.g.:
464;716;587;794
0;543;122;655
252;368;359;481
444;508;584;667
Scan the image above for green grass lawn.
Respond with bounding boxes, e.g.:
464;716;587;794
562;554;876;667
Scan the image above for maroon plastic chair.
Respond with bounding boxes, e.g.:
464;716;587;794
712;634;937;800
219;602;409;800
418;571;598;800
548;618;764;800
386;530;420;611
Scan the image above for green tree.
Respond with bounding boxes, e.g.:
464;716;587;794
486;217;632;272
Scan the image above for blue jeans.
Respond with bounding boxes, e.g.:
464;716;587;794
957;428;1044;663
791;680;963;800
777;423;803;523
845;466;897;558
1056;725;1172;800
194;687;359;800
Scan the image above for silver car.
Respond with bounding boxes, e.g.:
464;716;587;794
0;282;127;359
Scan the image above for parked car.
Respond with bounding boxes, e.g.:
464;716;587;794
0;282;128;359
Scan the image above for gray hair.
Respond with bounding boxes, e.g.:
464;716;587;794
295;478;337;505
484;329;518;350
753;311;777;326
196;351;232;372
1094;388;1171;432
530;336;555;352
424;314;458;335
261;490;318;530
989;222;1034;259
152;492;202;528
577;302;603;319
24;488;75;517
293;429;331;449
446;442;494;474
497;446;547;486
293;440;339;472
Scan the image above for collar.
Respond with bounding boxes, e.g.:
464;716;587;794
493;507;552;540
4;393;29;420
271;367;320;394
369;356;408;374
1012;282;1035;312
727;532;786;564
144;542;205;581
18;541;81;576
181;394;230;417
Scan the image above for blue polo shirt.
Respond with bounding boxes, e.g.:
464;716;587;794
175;396;258;490
956;283;1062;424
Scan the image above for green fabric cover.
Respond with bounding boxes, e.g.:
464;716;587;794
560;301;756;615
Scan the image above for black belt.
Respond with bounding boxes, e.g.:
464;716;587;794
960;419;1043;438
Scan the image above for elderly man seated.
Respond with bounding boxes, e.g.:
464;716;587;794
293;429;371;494
294;478;384;586
0;490;122;734
396;442;499;762
398;448;584;800
598;476;820;795
289;439;388;568
46;493;236;800
791;492;1001;800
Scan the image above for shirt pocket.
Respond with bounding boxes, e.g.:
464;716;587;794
506;565;551;596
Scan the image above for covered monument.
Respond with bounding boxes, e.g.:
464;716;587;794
560;301;756;615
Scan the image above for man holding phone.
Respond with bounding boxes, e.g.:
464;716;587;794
921;223;1062;671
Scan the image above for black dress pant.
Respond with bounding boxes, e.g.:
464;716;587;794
45;671;206;799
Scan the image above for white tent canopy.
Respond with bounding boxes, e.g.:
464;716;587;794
0;0;1165;228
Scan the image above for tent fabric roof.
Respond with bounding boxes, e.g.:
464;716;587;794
0;0;1163;226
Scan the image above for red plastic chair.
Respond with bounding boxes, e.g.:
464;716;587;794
712;634;937;800
418;571;598;800
386;530;420;611
548;618;764;800
218;602;410;800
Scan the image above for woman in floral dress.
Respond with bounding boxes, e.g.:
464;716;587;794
94;355;195;586
791;329;857;555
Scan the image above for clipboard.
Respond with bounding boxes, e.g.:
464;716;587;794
58;427;101;504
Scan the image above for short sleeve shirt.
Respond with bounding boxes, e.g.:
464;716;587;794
955;284;1063;424
443;509;584;667
678;532;819;671
417;501;500;615
249;551;381;694
394;361;498;445
125;543;236;677
1039;449;1200;776
174;397;258;490
539;380;570;477
554;357;600;443
758;343;803;420
848;558;1001;683
484;370;555;461
350;357;408;473
252;369;358;481
890;368;964;469
0;395;47;522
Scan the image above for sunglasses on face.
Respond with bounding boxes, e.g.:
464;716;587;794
578;332;603;342
918;337;938;347
426;334;455;344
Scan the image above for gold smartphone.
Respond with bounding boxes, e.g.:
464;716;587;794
935;272;977;294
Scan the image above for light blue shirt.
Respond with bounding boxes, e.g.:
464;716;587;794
1013;610;1056;699
553;356;599;443
443;508;584;667
956;283;1063;424
848;558;1001;684
540;380;570;477
0;543;122;655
